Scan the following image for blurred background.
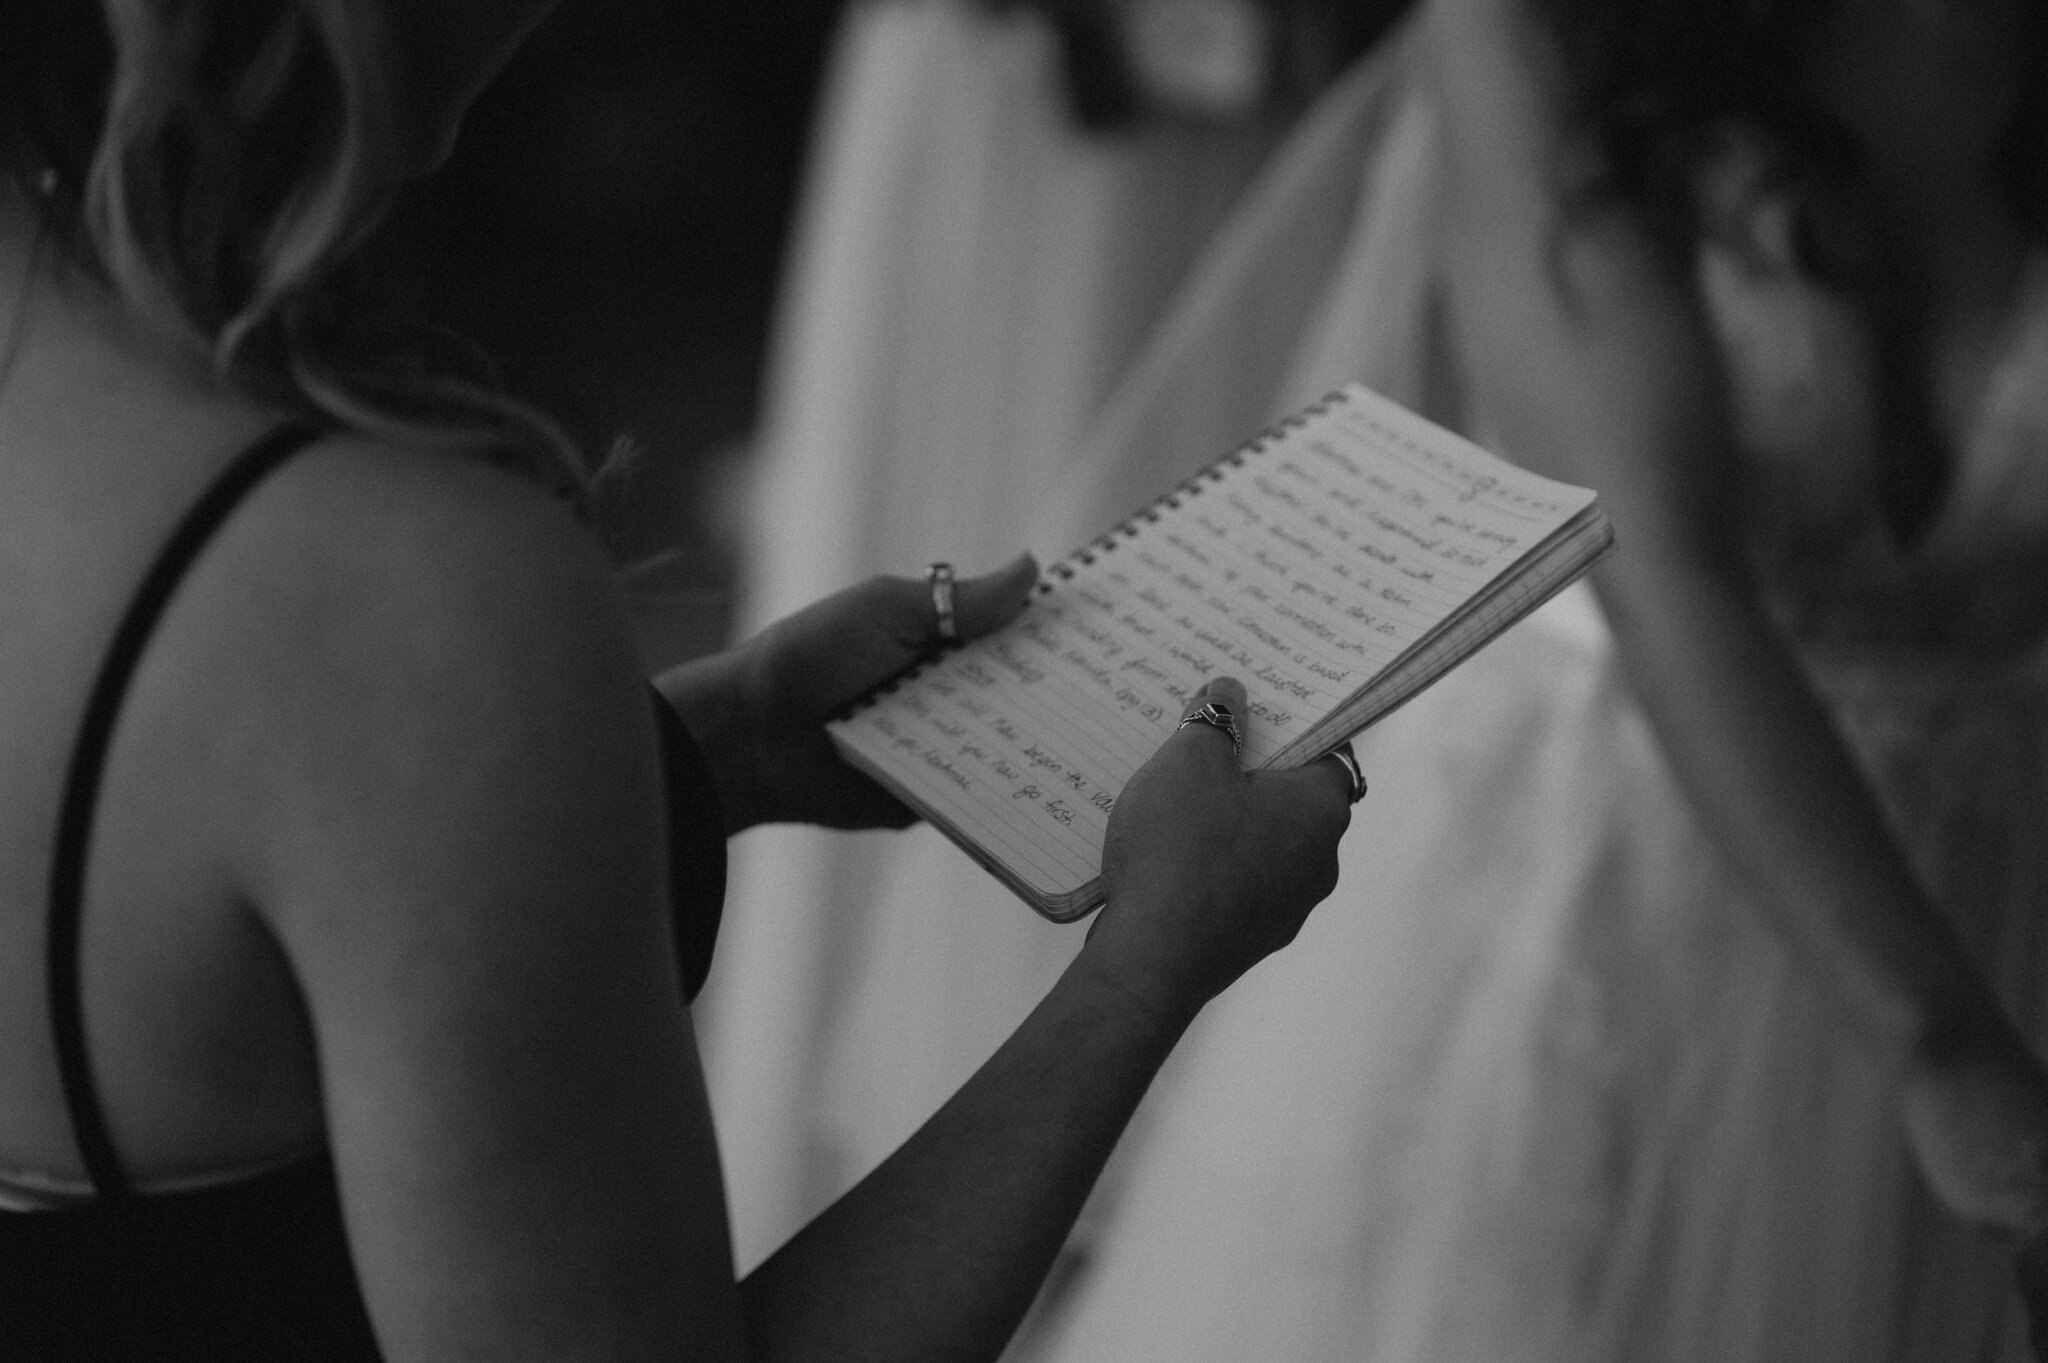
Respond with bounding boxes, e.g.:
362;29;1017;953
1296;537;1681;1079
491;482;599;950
330;5;2048;1356
370;0;848;671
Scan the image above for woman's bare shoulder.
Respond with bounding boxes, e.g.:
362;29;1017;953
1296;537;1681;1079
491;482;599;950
180;432;665;937
227;432;634;692
254;433;622;631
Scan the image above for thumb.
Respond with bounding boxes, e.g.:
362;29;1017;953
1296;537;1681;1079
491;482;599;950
1170;676;1250;767
857;552;1039;655
949;551;1041;642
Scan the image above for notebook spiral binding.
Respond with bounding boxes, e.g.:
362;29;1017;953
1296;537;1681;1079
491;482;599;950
842;392;1343;715
1040;390;1337;585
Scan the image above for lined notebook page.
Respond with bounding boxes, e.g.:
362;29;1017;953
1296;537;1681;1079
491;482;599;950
829;385;1597;905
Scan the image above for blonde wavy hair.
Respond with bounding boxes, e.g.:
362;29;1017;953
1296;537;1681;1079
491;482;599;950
7;0;595;509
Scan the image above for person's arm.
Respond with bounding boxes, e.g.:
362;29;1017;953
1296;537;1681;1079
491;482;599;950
230;442;1350;1360
738;671;1348;1357
1420;0;2048;1233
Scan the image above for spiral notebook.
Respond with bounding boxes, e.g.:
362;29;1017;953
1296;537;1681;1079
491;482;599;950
828;384;1616;920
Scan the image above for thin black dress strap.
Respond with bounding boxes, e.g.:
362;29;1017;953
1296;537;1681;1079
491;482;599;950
649;692;727;1003
47;422;326;1201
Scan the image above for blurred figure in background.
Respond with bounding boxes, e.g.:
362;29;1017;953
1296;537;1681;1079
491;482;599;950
695;0;1400;1288
1016;0;2048;1359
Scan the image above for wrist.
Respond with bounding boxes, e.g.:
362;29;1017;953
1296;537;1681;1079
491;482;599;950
1068;897;1212;1043
1060;947;1199;1056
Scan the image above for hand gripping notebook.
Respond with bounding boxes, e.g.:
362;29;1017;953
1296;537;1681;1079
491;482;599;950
828;384;1616;920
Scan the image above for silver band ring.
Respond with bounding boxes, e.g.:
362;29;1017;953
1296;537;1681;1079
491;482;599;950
1176;699;1243;756
926;562;958;642
1326;741;1368;805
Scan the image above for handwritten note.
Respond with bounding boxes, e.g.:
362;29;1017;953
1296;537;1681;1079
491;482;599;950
829;385;1602;911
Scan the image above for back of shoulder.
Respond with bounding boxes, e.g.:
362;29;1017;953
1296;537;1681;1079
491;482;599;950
198;433;649;736
183;434;660;921
224;427;648;741
261;434;623;650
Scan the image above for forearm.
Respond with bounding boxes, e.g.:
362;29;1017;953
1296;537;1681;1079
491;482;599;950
737;936;1189;1362
1598;556;1994;1052
1423;0;1990;1052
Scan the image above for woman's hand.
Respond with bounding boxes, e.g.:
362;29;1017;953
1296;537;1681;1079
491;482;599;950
739;675;1354;1358
657;554;1039;835
1900;1017;2048;1235
1895;1015;2048;1359
1080;677;1357;1028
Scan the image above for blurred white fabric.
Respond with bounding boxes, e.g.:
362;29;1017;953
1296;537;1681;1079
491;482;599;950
701;6;2048;1361
1020;25;2048;1363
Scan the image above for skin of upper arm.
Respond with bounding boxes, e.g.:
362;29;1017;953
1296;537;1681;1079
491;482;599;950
1420;0;1967;1043
1424;0;1832;864
220;442;745;1361
1420;0;1855;829
1421;0;1743;575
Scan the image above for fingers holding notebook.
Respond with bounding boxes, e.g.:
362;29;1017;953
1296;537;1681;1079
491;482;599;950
1087;673;1354;1023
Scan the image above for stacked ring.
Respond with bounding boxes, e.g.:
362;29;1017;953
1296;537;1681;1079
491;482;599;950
1176;698;1244;756
926;561;958;641
1326;741;1368;804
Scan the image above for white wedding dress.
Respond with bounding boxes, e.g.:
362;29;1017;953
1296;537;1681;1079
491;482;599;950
704;7;2048;1357
1024;26;2048;1363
